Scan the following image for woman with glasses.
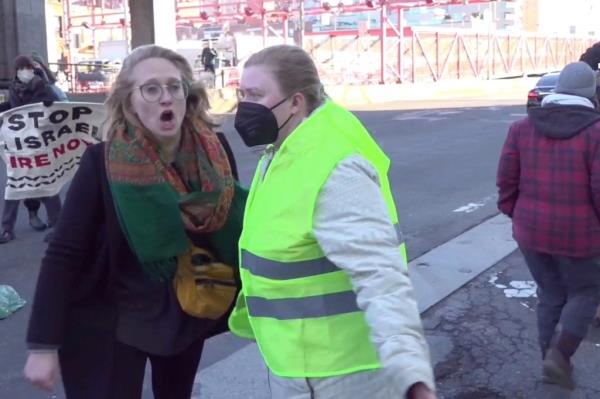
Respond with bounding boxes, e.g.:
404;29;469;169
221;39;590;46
24;45;240;399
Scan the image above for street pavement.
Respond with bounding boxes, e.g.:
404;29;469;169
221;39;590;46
427;251;600;399
2;97;599;398
191;251;600;399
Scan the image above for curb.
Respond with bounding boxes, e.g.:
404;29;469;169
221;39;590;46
410;214;517;313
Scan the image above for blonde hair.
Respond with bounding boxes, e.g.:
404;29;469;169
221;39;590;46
104;44;214;139
244;45;325;112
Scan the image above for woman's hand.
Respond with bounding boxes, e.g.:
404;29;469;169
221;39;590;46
407;382;437;399
24;351;60;391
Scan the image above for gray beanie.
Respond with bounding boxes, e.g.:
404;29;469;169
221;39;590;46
555;61;597;99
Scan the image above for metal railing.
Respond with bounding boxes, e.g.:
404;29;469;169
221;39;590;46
47;30;597;93
48;61;121;94
48;61;240;94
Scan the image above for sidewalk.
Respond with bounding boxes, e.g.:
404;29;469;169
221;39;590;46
192;249;600;399
68;77;534;114
206;78;536;114
427;250;600;399
189;215;600;398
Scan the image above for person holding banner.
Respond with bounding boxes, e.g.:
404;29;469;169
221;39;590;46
31;51;69;101
0;55;61;244
24;45;242;398
19;52;70;243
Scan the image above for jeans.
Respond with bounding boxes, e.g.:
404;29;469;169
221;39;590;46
520;247;600;354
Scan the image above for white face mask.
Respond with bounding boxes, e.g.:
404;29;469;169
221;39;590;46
17;69;34;83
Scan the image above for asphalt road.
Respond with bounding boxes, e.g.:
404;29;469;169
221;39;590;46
426;251;600;399
218;101;525;258
0;99;528;398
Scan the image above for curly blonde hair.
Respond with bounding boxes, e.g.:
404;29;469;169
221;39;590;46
104;44;214;139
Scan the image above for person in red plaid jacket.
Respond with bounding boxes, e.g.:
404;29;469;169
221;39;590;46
497;61;600;390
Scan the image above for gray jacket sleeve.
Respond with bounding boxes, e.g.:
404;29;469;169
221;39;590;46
313;154;435;397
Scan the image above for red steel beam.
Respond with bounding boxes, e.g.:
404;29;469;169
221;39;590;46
175;0;507;22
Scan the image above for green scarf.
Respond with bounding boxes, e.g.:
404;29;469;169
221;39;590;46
105;119;234;281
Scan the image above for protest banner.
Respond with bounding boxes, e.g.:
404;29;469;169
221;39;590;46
0;102;106;200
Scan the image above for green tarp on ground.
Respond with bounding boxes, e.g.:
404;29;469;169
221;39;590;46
0;285;26;319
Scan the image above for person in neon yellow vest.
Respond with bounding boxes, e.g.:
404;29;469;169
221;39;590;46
229;44;436;399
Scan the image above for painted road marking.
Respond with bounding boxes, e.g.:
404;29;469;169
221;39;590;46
438;111;463;115
393;115;446;122
393;110;462;122
453;195;496;213
454;203;486;213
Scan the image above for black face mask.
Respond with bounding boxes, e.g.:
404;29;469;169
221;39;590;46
234;97;294;147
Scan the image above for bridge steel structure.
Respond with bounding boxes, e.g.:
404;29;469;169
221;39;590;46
59;0;597;89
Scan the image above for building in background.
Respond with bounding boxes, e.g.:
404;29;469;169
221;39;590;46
296;0;528;32
43;0;599;91
403;0;525;30
521;0;539;32
49;0;600;66
45;0;67;67
54;0;129;65
537;0;600;36
47;0;130;92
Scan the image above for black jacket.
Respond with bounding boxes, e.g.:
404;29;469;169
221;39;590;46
27;135;239;378
8;70;58;109
580;41;600;71
528;104;600;139
201;47;217;66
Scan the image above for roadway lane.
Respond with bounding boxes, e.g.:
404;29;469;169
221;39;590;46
218;102;526;259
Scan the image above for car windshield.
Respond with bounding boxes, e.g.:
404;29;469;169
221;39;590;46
537;74;559;87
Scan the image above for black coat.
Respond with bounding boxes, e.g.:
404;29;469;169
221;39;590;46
27;134;238;395
580;41;600;71
8;70;58;109
201;47;218;67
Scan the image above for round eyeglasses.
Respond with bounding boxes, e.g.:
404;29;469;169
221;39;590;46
135;81;189;103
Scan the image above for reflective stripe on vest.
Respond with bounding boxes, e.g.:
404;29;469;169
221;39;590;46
242;250;341;279
242;225;405;280
246;290;360;320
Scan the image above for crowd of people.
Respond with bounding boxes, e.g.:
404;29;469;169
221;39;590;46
0;39;598;398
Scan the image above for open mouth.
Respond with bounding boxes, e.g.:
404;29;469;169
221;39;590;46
160;110;174;122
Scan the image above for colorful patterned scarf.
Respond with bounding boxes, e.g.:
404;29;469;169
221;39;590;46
106;118;234;281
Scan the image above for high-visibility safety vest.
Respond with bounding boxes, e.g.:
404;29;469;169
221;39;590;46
228;100;408;378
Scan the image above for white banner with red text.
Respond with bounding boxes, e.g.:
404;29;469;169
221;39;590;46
0;102;106;200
